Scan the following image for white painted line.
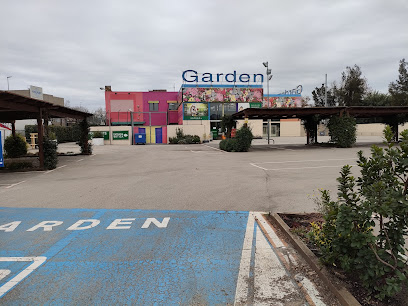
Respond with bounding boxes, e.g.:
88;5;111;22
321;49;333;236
254;226;299;303
44;165;67;174
249;163;268;171
201;144;228;153
234;212;255;305
76;159;84;162
256;158;357;165
254;213;285;248
299;277;326;306
5;181;26;189
0;270;10;281
264;164;357;171
0;256;47;298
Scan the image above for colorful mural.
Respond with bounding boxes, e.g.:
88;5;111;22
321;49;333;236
182;87;263;103
184;103;209;120
263;96;302;108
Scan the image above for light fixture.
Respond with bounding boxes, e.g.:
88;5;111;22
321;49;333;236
262;62;268;68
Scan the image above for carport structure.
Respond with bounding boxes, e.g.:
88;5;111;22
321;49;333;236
233;106;408;144
0;90;92;168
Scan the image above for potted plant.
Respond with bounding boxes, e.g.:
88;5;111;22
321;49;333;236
92;131;105;146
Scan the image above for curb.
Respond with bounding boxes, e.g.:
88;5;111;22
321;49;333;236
268;212;361;306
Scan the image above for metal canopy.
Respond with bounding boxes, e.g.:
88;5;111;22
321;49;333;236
0;90;92;169
232;106;408;120
0;90;92;122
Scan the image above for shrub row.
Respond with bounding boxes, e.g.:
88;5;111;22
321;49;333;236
25;124;82;143
169;128;200;144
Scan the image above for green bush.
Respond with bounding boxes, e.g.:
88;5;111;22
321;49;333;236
43;138;58;170
78;119;92;155
327;115;356;147
220;139;238;152
192;135;200;143
219;126;253;152
25;125;80;143
169;129;200;144
169;137;178;144
309;126;408;300
4;135;27;158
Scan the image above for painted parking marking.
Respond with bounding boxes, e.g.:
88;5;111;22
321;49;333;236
0;207;319;304
4;181;26;189
44;165;66;174
0;257;46;298
250;158;357;171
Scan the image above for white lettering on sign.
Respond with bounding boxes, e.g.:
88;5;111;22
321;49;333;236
106;218;136;230
26;221;63;232
0;217;171;232
141;218;170;229
0;221;21;232
66;219;100;231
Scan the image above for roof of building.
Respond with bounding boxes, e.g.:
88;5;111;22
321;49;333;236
0;90;92;122
232;106;408;120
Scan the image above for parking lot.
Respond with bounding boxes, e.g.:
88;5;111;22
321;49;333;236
3;136;407;304
1;137;382;212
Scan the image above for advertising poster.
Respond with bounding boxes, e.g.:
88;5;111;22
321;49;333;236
0;131;4;167
184;103;208;120
238;103;250;112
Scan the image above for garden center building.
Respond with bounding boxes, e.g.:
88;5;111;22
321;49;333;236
102;83;305;144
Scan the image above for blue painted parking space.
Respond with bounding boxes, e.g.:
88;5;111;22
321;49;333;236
0;207;249;304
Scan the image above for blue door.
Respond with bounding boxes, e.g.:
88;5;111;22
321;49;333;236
139;128;146;134
156;128;162;144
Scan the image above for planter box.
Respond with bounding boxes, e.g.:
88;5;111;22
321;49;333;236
92;138;104;146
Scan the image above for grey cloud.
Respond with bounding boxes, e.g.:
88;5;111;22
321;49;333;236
0;0;407;110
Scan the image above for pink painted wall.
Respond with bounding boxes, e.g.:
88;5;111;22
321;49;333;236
105;91;143;125
162;126;167;144
168;111;178;124
143;91;178;126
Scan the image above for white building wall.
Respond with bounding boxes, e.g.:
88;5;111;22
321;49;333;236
90;126;132;145
167;124;211;142
236;119;263;138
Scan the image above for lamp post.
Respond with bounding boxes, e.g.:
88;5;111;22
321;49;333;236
263;62;272;144
100;87;111;145
7;76;12;91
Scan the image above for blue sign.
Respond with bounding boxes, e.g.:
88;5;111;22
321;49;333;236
0;131;4;168
0;207;250;304
182;70;264;83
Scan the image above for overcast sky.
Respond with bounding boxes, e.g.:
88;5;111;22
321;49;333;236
1;0;407;110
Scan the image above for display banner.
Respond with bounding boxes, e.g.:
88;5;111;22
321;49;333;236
184;103;209;120
89;131;110;140
113;131;129;140
0;131;4;167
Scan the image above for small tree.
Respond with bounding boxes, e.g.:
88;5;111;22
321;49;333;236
327;115;356;147
389;58;408;106
220;115;236;138
310;126;408;300
337;65;369;106
78;119;92;155
43;137;58;170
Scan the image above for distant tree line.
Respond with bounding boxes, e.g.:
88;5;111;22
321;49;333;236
312;59;408;107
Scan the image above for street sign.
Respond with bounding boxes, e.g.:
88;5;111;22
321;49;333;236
112;131;129;140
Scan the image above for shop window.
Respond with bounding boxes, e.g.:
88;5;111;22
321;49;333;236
224;103;237;116
210;103;222;120
168;103;178;110
149;103;159;111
